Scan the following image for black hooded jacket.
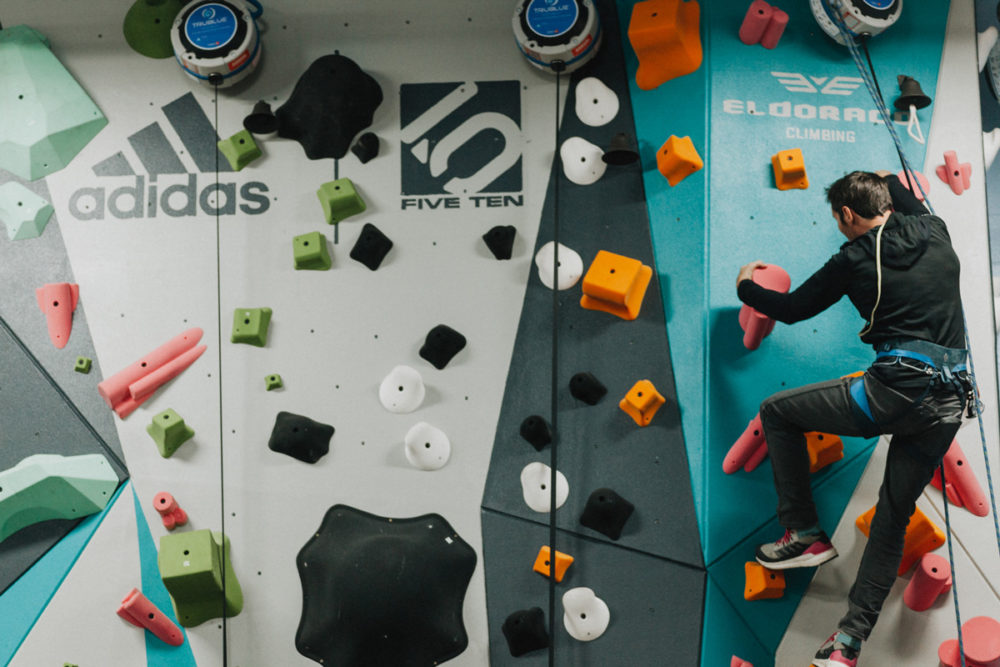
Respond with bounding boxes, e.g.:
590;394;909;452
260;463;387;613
737;174;966;349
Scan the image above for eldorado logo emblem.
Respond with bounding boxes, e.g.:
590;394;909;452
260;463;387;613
770;72;863;95
399;80;524;210
69;92;270;220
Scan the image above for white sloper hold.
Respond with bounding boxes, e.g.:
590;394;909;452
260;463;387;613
575;77;619;127
379;365;426;414
404;422;451;471
562;587;610;641
520;462;569;513
534;241;583;291
560;137;606;186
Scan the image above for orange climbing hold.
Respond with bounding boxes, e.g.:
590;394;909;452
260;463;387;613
580;250;653;321
744;561;785;601
856;504;945;575
533;545;574;582
619;379;665;427
656;135;703;186
628;0;703;91
771;148;808;190
805;432;843;473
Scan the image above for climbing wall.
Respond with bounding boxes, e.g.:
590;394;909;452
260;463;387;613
1;1;999;666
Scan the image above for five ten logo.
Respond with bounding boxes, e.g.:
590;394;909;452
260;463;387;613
69;92;270;220
399;81;524;210
770;72;863;96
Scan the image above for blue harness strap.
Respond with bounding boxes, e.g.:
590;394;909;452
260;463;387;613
849;377;874;422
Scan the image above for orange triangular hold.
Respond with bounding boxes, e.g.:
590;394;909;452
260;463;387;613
36;283;79;349
628;0;703;91
856;504;945;575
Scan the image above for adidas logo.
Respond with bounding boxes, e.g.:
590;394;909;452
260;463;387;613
69;92;271;220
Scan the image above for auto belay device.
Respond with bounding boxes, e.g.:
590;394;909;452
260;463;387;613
512;0;601;74
171;0;262;87
810;0;901;45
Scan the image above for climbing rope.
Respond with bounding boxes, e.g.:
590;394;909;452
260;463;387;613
822;2;1000;663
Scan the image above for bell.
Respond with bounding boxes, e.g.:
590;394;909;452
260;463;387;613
243;101;279;135
601;133;639;166
122;0;184;59
894;75;932;111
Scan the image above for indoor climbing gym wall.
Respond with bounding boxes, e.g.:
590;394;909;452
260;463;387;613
0;1;999;666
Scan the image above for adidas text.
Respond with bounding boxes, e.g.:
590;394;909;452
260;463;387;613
68;175;270;220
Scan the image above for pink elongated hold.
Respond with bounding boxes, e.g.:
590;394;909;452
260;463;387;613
739;264;790;350
117;588;184;646
935;150;972;195
97;328;204;419
724;413;768;474
36;283;79;349
930;439;989;517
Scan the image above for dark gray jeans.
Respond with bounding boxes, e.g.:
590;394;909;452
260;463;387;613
759;356;964;641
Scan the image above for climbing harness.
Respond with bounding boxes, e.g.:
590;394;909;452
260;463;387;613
823;3;1000;664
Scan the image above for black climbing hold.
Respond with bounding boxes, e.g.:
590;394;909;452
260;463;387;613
276;54;383;160
579;487;635;540
602;132;640;166
501;607;549;657
350;132;380;164
569;371;607;405
295;505;477;666
482;225;516;260
243;100;278;135
419;324;467;370
519;415;552;451
267;411;334;464
349;223;393;271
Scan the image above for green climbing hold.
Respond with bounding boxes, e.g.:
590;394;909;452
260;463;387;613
74;356;92;374
0;181;54;240
0;453;118;544
146;408;194;458
231;307;272;347
122;0;185;59
293;231;332;270
217;129;262;171
159;529;243;627
265;374;283;391
0;25;108;180
316;178;366;224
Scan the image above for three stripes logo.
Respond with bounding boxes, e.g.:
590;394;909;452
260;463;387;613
69;92;270;220
770;72;863;96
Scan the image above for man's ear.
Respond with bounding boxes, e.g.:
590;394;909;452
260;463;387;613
839;206;854;226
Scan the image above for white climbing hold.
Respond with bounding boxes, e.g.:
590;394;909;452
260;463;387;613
575;77;619;127
379;365;425;414
534;241;583;291
404;422;451;470
520;462;568;513
562;587;610;642
560;136;606;186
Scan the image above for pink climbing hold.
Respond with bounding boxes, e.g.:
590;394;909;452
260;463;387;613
738;0;788;49
153;491;188;530
895;170;930;201
930;439;990;517
97;328;206;419
35;283;79;349
738;264;790;350
938;616;1000;667
731;656;754;667
724;413;768;474
117;587;184;646
935;150;972;195
903;552;951;612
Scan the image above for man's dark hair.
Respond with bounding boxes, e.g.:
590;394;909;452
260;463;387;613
825;171;892;218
